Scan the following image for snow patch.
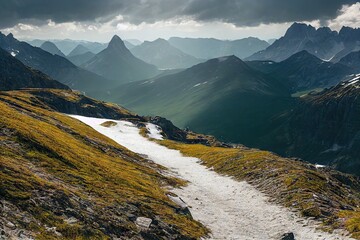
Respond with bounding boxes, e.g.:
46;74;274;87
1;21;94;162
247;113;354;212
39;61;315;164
193;81;208;88
10;50;19;57
315;164;326;169
70;115;354;240
146;123;163;140
342;74;360;87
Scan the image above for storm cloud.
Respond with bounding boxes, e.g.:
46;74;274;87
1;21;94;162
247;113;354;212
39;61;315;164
0;0;357;28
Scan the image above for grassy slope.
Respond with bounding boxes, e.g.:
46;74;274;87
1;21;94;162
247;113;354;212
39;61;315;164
160;140;360;238
0;90;207;239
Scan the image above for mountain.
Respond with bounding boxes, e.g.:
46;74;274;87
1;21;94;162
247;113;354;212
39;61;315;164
0;32;109;92
330;26;360;62
131;38;204;69
102;55;293;146
51;39;107;55
67;51;96;66
0;48;69;90
247;23;360;62
339;50;360;69
247;23;342;62
67;44;90;57
40;41;66;57
66;44;96;66
258;75;360;176
248;51;355;93
168;37;270;59
82;35;159;83
26;39;107;55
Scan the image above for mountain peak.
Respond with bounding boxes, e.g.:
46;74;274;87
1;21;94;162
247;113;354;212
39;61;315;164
108;35;125;48
40;41;65;57
284;22;316;38
7;33;14;39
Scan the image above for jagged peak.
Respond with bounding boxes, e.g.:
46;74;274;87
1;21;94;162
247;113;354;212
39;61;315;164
7;33;14;39
284;22;316;37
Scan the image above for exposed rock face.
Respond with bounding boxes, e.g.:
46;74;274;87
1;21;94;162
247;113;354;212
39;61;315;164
247;22;360;62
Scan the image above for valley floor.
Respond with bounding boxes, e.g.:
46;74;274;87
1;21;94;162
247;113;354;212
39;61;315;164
71;115;353;240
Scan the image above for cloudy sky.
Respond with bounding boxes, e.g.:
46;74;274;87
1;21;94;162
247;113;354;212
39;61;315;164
1;0;359;42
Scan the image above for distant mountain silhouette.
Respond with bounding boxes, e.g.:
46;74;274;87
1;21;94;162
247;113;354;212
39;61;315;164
168;37;269;59
40;41;66;57
0;32;109;92
131;38;204;69
82;35;159;84
247;22;360;62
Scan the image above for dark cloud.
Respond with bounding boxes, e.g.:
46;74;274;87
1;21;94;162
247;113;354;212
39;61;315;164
0;0;357;29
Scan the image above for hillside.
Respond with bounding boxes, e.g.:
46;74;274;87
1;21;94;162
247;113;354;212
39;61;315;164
339;50;360;69
82;35;159;84
101;55;293;146
0;89;207;239
0;32;109;93
131;38;203;69
257;75;360;176
0;48;69;91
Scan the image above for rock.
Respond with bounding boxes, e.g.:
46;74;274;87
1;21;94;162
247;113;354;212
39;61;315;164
280;232;295;240
168;195;192;218
5;222;15;230
135;217;152;229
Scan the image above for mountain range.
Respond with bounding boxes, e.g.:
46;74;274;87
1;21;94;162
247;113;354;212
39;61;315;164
247;22;360;62
247;50;356;93
168;37;270;59
0;32;109;92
